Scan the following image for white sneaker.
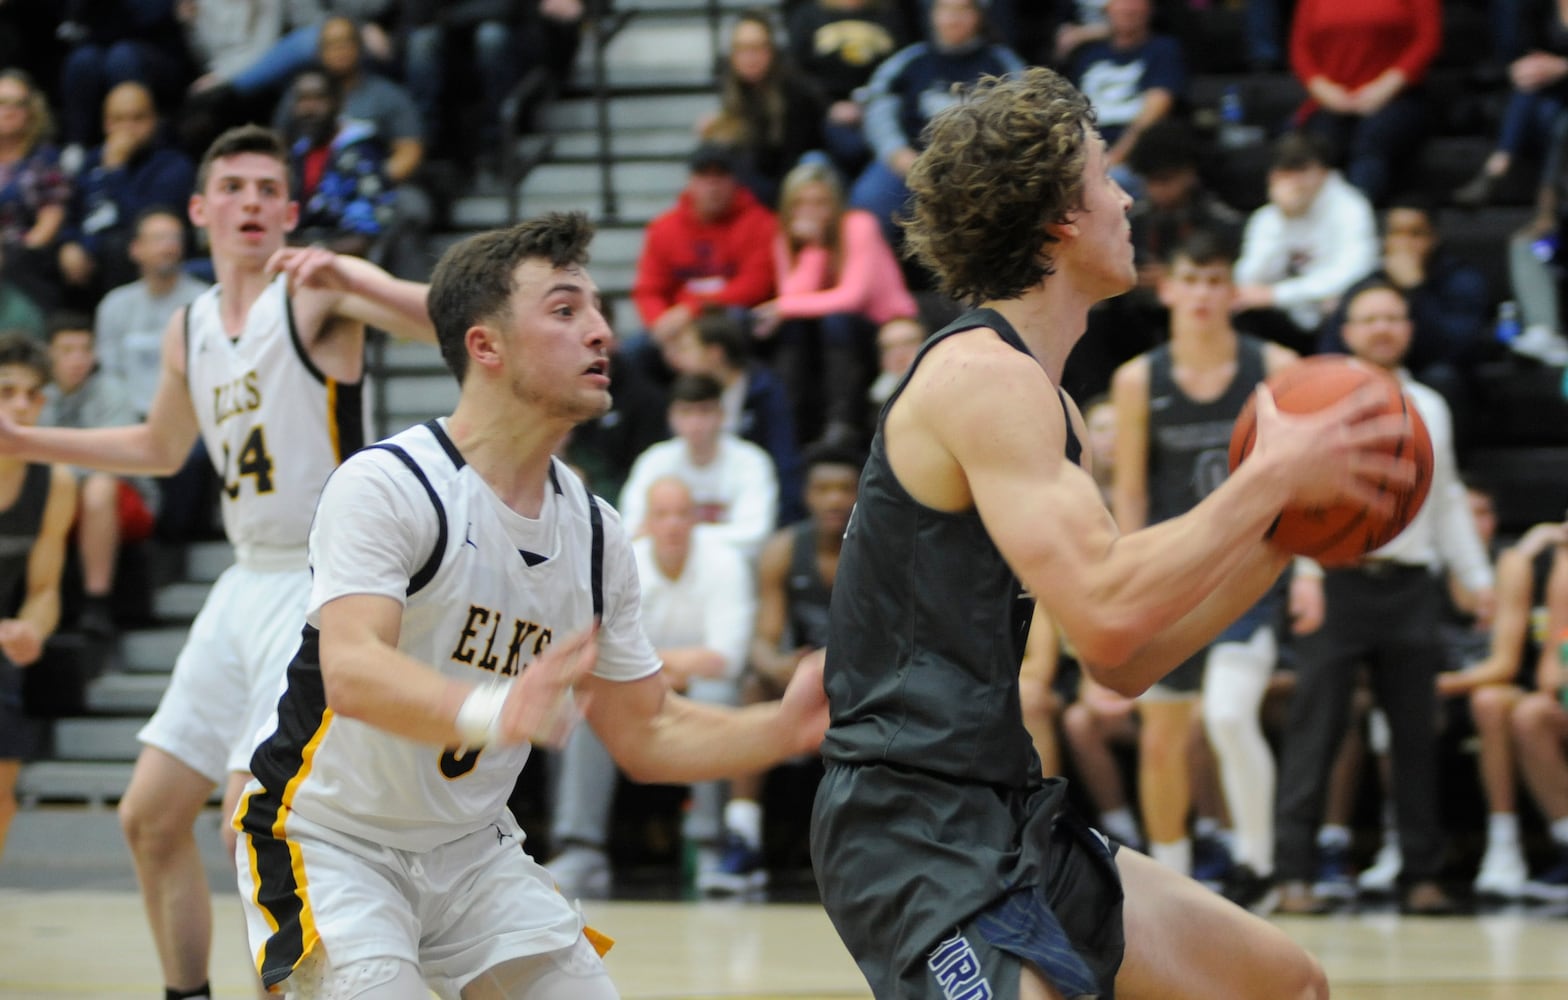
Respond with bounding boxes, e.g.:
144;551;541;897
1510;325;1568;366
1357;841;1403;895
545;845;610;899
1474;843;1528;899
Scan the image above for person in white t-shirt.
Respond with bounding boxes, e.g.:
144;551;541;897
234;213;826;998
618;373;778;562
545;475;757;898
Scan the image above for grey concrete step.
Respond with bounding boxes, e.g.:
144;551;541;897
51;718;145;762
121;626;187;675
1;804;228;884
451;191;669;232
382;374;460;415
552;126;701;162
14;762;141;808
378;339;447;373
153;580;210;623
185;539;234;583
85;671;167;714
540;92;718;133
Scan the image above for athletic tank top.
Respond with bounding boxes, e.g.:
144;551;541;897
185;277;367;551
822;308;1080;789
786;519;834;651
0;464;50;615
1146;335;1265;525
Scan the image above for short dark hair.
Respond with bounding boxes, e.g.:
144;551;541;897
46;311;94;342
1270;131;1331;172
801;441;865;477
0;332;52;385
668;373;724;405
426;213;596;382
690;306;750;369
196;124;291;194
1166;229;1236;270
1127;118;1201;179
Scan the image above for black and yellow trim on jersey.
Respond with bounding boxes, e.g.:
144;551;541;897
284;286;368;463
238;625;333;989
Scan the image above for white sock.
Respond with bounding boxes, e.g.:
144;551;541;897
1149;838;1192;876
1551;816;1568;848
1193;815;1221;841
1100;807;1139;846
724;799;762;849
1202;629;1276;875
1317;824;1351;851
1487;812;1520;848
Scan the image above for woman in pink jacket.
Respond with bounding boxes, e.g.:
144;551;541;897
754;160;916;446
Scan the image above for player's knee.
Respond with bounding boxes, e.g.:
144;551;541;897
1469;685;1511;729
119;789;189;855
1512;693;1557;740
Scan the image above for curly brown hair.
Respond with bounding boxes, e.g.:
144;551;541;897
903;67;1096;305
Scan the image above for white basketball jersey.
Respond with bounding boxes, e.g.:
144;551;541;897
185;277;367;550
246;420;661;852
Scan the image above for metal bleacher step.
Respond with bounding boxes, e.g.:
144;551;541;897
540;92;718;135
120;626;188;675
153;580;212;624
85;671;168;715
184;539;234;583
552;126;703;162
14;762;141;809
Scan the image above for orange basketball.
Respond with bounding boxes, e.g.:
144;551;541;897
1227;355;1434;567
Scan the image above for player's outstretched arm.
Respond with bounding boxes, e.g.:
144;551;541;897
318;594;596;748
917;333;1410;695
582;649;828;784
268;246;435;344
0;311;199;476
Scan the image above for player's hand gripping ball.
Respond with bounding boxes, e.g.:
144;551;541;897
1228;355;1434;567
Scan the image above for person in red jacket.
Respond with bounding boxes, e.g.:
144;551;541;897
1289;0;1440;206
632;143;778;359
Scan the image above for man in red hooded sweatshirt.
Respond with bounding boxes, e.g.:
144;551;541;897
633;143;778;355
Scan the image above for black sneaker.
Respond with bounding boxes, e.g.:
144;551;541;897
1222;864;1280;915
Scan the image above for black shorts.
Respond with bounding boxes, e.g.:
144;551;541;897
0;660;38;760
813;763;1125;999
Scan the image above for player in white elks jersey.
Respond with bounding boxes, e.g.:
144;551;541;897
0;125;435;1000
235;213;828;999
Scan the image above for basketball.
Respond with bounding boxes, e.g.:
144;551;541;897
1227;355;1434;567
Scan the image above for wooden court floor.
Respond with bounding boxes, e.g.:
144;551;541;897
2;889;1566;999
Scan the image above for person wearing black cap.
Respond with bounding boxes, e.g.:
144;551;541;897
630;141;778;357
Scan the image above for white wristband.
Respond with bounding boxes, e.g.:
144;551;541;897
454;680;512;750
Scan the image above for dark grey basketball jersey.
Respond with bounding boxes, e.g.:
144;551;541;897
822;308;1080;789
786;519;833;651
1146;336;1265;525
0;463;51;615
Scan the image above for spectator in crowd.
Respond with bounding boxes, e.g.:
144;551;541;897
715;442;861;893
1511;543;1568;902
403;0;584;164
631;143;777;359
39;312;157;644
545;475;757;899
1274;280;1492;916
1435;511;1565;899
273;16;425;191
0;242;46;340
57;81;195;304
1067;0;1186;174
1111;233;1296;904
1318;198;1490;444
0;69;71;311
1288;0;1440;205
785;0;911;177
93;208;208;418
851;0;1025;248
184;1;396;103
1503;125;1568;366
700;10;826;209
618;374;778;563
1052;0;1111;65
865;313;924;416
0;333;76;864
282;68;394;258
1233;131;1379;354
667;306;804;524
1455;0;1568;207
754;161;917;448
54;0;191;157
